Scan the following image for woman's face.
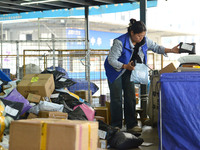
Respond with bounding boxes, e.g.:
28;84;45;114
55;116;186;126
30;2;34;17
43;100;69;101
130;31;146;44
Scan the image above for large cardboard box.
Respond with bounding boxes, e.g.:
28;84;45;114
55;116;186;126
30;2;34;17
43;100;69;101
62;120;99;150
17;74;55;98
9;119;98;150
38;111;68;119
159;63;176;74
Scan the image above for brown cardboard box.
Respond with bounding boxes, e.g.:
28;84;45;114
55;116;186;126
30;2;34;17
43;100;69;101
32;118;99;150
27;113;38;119
95;116;105;123
9;119;99;150
98;139;107;149
62;120;99;150
38;111;68;119
34;119;99;150
94;107;109;124
75;90;92;102
9;119;96;150
27;93;41;103
159;63;176;74
105;101;111;125
17;74;55;98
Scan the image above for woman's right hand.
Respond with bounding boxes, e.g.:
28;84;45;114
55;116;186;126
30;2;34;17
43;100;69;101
122;61;135;70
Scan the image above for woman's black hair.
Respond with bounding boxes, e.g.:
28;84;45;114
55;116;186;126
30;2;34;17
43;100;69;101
128;18;147;35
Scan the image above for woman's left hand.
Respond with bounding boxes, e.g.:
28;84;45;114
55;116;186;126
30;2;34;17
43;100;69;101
171;44;180;53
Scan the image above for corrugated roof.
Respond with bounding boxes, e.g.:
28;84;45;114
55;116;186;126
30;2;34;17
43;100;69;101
0;0;155;15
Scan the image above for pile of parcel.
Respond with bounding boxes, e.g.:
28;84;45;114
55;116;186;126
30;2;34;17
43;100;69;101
0;67;144;150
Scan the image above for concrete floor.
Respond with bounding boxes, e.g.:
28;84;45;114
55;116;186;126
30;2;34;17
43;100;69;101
136;125;159;150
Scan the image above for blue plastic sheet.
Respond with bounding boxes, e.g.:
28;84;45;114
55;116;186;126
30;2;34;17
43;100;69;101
0;70;11;82
67;78;99;95
160;72;200;150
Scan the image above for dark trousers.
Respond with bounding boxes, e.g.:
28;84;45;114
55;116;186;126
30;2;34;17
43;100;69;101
108;70;137;129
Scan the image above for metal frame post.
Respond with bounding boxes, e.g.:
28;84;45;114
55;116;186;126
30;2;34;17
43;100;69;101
52;34;55;69
1;23;3;70
85;6;91;103
140;0;147;24
16;41;19;78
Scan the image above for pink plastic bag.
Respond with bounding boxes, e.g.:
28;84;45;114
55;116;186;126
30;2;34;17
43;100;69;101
73;103;95;121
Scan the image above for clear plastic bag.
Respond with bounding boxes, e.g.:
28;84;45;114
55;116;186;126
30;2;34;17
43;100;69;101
130;63;149;84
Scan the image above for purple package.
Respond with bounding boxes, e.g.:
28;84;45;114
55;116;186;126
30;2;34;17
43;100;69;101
4;88;32;115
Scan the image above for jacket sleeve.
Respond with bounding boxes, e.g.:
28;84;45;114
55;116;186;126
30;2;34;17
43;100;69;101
107;39;124;72
146;37;166;54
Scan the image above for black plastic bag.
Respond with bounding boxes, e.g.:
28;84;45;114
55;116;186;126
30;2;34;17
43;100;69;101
41;69;76;89
41;69;65;81
108;131;144;149
55;78;76;89
51;92;83;112
58;92;83;109
98;120;119;141
0;98;24;120
59;100;73;113
68;106;88;120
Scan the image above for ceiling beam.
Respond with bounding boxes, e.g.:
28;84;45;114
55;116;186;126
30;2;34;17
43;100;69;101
92;0;114;4
0;1;49;11
0;4;36;12
36;1;78;9
0;8;18;14
59;0;91;6
0;0;145;15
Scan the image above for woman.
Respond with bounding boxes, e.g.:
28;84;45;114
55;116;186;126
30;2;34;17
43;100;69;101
104;18;179;132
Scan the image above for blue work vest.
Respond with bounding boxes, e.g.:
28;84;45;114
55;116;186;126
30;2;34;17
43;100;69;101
104;33;148;83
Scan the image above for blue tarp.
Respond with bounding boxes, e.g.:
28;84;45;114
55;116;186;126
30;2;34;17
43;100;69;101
159;72;200;150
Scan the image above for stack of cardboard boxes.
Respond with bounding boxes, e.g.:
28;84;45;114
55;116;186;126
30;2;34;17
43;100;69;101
6;73;99;150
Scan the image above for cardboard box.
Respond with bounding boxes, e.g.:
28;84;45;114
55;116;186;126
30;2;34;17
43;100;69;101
94;107;109;124
159;63;176;74
98;139;107;149
9;119;98;150
27;93;41;103
33;119;99;150
62;120;99;150
38;111;68;119
27;113;38;119
17;74;55;98
75;90;92;102
105;101;111;125
94;116;105;123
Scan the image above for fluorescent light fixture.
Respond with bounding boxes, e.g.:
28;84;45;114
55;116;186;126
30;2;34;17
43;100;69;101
21;0;58;5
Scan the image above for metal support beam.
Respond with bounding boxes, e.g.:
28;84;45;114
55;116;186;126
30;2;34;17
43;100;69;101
140;0;147;124
85;6;91;103
52;34;55;69
16;41;19;79
140;0;146;25
1;23;2;70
